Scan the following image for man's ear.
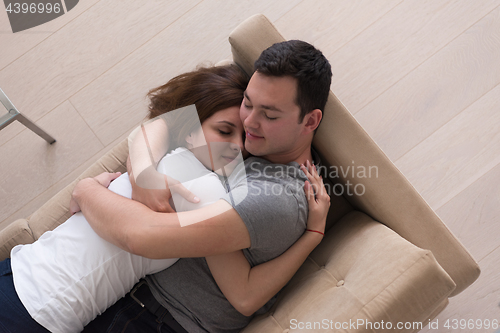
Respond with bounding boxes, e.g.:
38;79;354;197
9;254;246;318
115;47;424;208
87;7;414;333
303;109;322;135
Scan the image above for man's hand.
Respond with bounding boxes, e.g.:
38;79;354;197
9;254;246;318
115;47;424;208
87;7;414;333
94;171;122;188
129;162;199;213
70;172;122;215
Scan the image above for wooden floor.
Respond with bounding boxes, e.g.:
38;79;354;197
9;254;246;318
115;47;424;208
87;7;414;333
1;1;499;331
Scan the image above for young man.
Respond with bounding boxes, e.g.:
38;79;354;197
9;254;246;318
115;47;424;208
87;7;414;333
74;40;332;333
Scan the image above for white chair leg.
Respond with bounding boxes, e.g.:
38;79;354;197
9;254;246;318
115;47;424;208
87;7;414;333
0;88;55;144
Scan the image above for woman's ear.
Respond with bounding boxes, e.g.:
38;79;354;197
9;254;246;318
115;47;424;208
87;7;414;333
185;126;206;149
185;132;194;148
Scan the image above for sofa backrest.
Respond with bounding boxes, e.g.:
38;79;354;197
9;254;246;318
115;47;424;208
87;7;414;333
229;14;479;296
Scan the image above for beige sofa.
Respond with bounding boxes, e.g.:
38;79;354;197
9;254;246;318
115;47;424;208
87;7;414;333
0;14;479;332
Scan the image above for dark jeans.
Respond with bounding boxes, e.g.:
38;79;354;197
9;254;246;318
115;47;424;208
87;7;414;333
0;258;50;333
0;258;178;333
82;287;179;333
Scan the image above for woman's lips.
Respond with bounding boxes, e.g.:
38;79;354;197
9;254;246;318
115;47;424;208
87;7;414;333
222;155;237;162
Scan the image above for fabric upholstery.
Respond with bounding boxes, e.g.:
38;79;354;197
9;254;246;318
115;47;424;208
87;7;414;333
0;219;34;259
229;13;479;297
242;212;456;332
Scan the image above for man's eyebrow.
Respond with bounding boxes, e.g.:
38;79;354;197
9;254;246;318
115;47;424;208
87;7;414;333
261;105;283;112
243;91;283;113
217;120;236;128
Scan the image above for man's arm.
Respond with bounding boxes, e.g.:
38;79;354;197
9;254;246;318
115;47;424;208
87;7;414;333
72;177;251;259
206;233;321;316
206;162;329;316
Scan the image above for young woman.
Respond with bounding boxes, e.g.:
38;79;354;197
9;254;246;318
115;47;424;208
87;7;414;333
0;65;329;333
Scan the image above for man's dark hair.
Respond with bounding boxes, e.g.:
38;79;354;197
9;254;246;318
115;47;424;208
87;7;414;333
254;40;332;123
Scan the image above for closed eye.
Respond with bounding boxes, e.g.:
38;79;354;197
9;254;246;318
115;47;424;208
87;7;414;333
264;113;277;120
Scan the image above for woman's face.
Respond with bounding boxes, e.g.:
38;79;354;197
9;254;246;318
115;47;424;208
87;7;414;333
186;106;247;175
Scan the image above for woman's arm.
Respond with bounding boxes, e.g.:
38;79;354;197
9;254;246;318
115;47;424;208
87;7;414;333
127;118;173;211
128;117;198;212
206;161;330;316
128;118;170;178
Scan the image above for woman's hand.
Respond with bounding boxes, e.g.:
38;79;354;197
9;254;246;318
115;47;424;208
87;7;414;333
129;164;175;213
301;160;330;238
128;160;199;213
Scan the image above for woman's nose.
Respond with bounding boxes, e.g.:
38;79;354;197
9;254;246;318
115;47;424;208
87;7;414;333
230;136;244;152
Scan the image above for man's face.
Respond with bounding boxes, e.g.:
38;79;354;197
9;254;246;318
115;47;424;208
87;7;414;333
240;72;306;163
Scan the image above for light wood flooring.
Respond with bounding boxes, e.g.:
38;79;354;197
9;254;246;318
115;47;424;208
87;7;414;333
1;1;499;332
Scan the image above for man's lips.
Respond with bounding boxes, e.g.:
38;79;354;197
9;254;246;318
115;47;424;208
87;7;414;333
246;131;264;140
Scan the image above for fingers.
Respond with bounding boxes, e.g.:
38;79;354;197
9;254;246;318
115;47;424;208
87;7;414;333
301;160;320;183
170;181;200;203
301;161;321;196
303;180;315;202
110;171;121;181
69;197;81;215
301;161;330;206
94;172;122;187
166;175;200;203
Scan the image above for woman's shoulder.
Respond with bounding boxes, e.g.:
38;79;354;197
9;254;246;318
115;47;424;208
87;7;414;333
157;147;211;182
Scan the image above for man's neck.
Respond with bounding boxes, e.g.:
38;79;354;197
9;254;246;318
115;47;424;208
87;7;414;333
262;145;313;166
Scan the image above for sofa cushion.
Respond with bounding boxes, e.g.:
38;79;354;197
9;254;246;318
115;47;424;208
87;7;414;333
242;211;456;332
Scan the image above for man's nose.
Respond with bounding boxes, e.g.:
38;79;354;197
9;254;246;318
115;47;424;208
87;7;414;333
243;109;259;129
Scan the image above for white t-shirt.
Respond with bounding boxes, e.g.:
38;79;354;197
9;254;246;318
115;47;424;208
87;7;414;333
11;147;229;333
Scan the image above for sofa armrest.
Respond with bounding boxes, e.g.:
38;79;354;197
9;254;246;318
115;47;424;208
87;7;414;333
0;219;35;260
0;139;129;260
26;139;129;240
243;211;456;332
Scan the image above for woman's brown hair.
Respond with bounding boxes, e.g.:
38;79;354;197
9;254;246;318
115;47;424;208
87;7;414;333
147;64;249;147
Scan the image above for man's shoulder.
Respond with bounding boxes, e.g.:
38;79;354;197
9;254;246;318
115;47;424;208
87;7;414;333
242;157;307;182
225;157;310;255
226;157;307;209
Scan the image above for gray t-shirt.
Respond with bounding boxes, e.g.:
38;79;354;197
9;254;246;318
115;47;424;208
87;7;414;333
146;153;319;333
